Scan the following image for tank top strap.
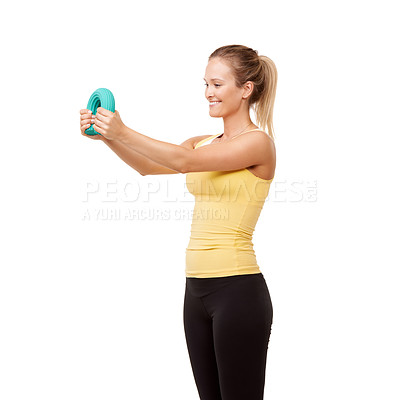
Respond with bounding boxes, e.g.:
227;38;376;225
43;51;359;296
194;134;221;149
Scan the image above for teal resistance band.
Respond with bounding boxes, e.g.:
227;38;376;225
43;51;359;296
85;88;115;136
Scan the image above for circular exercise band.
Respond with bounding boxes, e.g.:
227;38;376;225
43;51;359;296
85;88;115;136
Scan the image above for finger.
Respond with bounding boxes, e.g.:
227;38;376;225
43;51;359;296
80;113;94;123
80;110;93;120
80;114;92;123
96;107;112;117
81;123;91;133
80;109;92;115
81;121;91;128
94;112;106;122
93;117;105;128
93;124;103;135
81;117;93;125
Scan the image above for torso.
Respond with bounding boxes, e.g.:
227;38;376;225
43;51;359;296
195;130;276;181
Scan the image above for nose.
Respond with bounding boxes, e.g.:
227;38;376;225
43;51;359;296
205;85;214;100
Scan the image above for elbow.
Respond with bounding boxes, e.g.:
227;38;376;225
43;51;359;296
179;163;188;174
179;159;192;174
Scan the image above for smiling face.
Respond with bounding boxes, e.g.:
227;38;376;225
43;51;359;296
204;57;250;119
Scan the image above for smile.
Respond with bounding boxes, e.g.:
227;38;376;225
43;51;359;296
209;101;221;106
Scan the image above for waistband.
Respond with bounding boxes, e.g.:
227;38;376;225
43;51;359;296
185;272;264;297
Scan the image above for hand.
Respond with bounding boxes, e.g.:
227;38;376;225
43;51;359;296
79;109;103;140
92;107;126;140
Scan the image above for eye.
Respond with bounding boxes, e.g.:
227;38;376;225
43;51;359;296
204;83;221;88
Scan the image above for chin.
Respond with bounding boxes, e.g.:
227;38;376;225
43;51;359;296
209;112;221;118
209;110;223;118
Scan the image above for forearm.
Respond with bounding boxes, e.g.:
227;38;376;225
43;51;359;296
120;126;189;173
99;135;179;175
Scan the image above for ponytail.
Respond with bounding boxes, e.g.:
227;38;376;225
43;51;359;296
253;55;278;141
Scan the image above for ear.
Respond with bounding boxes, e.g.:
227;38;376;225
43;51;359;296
242;81;254;100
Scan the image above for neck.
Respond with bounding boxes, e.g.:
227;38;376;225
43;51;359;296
221;110;256;139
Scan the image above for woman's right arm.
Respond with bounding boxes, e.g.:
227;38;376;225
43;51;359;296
80;108;207;175
100;135;211;175
99;135;183;175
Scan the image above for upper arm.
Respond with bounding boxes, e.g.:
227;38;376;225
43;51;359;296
182;132;274;173
142;135;211;175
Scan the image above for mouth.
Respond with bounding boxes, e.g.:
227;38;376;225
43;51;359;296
209;101;221;107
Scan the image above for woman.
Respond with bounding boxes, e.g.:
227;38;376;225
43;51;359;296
79;44;277;400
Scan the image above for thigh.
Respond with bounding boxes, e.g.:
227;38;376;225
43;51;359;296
183;282;222;400
210;274;273;400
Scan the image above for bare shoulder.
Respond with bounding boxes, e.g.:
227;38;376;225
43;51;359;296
262;132;276;156
256;131;276;164
180;134;215;150
236;130;275;155
235;130;276;176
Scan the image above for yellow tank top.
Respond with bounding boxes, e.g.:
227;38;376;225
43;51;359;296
185;129;274;278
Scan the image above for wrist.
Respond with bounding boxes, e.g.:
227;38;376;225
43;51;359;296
120;125;132;144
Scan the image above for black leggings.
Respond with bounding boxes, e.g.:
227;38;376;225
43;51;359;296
183;272;273;400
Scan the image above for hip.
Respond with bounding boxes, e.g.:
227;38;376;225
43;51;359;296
185;272;273;321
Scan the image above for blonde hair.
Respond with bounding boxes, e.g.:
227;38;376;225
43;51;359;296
209;45;278;141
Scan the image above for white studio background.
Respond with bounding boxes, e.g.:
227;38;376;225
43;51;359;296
0;1;399;399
